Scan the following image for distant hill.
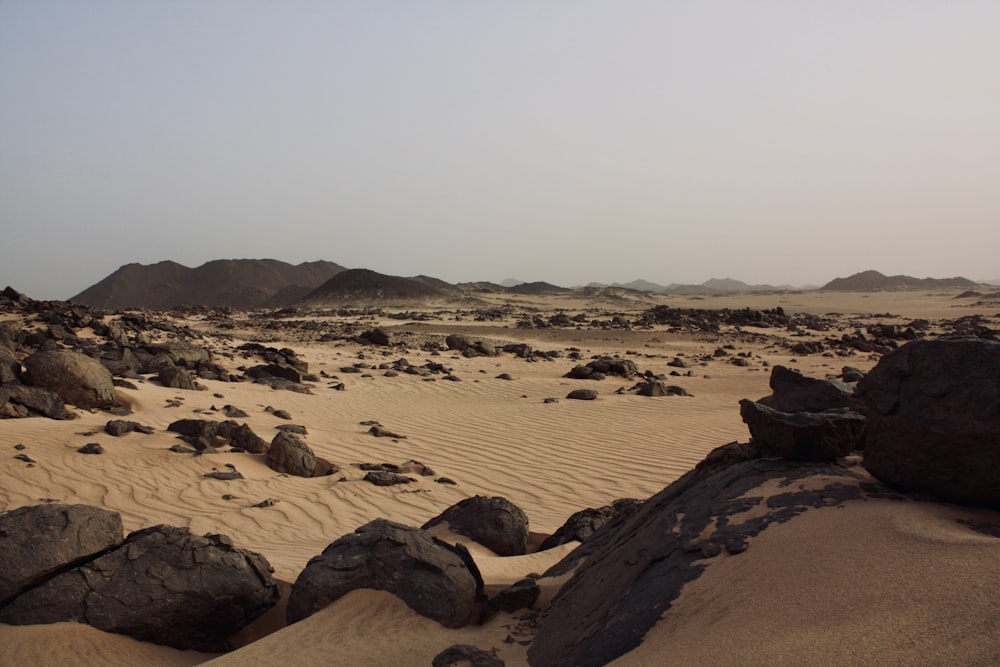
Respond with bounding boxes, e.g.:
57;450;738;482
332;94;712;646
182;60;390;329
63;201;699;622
507;281;572;295
298;268;450;305
71;259;346;309
820;270;978;292
608;277;783;295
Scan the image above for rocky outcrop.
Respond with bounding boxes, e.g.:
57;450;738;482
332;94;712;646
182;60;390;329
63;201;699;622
22;350;116;409
265;431;336;477
857;338;1000;508
539;499;641;551
762;365;857;413
0;504;124;603
422;496;528;556
167;419;269;453
286;519;480;628
739;400;866;461
0;520;279;651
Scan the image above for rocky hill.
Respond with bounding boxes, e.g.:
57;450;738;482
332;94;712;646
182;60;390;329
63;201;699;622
820;270;978;292
71;259;346;310
297;268;453;306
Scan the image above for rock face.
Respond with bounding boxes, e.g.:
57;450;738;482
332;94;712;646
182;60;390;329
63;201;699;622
0;524;279;651
762;365;856;413
286;519;479;628
739;400;866;461
528;444;883;667
0;504;124;603
265;431;336;477
22;350;116;409
539;499;641;551
857;338;1000;508
422;496;529;556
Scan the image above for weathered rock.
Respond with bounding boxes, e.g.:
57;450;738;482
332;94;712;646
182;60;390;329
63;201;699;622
763;365;856;413
366;327;393;346
167;419;268;454
222;404;249;419
369;425;407;439
266;431;335;477
78;442;104;455
363;471;416;486
422;496;528;556
22;350;115;409
739;399;866;461
246;364;302;384
0;385;73;419
539;499;642;551
636;381;690;397
857;338;1000;508
142;342;211;368
567;389;598;401
0;504;124;603
0;343;20;385
158;365;196;390
0;525;279;651
480;577;540;622
286;519;479;628
105;419;154;437
432;644;506;667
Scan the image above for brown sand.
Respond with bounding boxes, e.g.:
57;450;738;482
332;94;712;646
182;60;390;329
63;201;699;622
1;289;997;665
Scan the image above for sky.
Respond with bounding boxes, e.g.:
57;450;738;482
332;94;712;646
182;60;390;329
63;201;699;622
2;1;998;300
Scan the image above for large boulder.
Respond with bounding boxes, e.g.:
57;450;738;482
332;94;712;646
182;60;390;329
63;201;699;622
857;338;1000;508
0;384;74;419
286;519;479;628
0;343;20;385
422;496;528;556
265;430;335;477
0;525;279;651
0;504;124;602
22;350;115;409
539;499;641;551
167;418;269;453
739;400;866;461
762;365;856;413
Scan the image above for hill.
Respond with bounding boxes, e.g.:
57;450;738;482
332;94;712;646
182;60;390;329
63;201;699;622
507;281;571;295
297;268;450;305
609;278;782;295
820;270;978;292
70;259;346;309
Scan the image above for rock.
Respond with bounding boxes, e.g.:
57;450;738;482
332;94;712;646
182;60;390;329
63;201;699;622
857;338;1000;508
432;644;505;667
286;519;479;628
567;389;598;401
399;460;436;476
422;496;528;556
363;471;416;486
167;419;269;454
0;525;279;651
369;425;407;439
247;364;302;384
266;431;335;477
539;499;642;551
104;419;154;437
0;385;73;419
739;399;866;461
480;577;540;622
222;404;249;418
142;342;211;368
78;443;104;455
0;343;20;385
366;327;393;346
0;504;124;603
204;470;244;481
763;365;856;413
158;365;196;390
22;350;115;409
636;381;690;397
841;366;865;383
276;424;308;436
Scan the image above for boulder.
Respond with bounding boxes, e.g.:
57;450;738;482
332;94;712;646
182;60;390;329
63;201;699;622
567;389;598;401
480;577;540;622
167;419;269;453
636;381;690;397
539;499;641;551
0;343;20;385
158;365;196;390
363;471;416;486
266;431;335;477
142;342;211;368
432;644;505;667
22;350;116;409
0;385;73;419
105;419;154;437
422;496;528;556
739;400;866;461
857;338;1000;508
366;327;393;346
286;519;479;628
0;525;279;651
763;365;855;413
0;504;124;603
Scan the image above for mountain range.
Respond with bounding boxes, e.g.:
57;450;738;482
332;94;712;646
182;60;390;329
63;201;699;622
64;260;984;310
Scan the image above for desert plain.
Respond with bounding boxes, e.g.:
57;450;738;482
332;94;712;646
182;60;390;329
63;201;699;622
1;285;999;666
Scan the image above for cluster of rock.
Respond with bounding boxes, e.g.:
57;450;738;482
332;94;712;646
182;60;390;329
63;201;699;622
0;504;279;651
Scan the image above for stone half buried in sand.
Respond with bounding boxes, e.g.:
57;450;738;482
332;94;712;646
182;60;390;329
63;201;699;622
422;495;529;556
0;503;124;603
265;430;337;477
0;523;280;652
857;337;1000;509
527;442;891;667
22;349;116;410
285;519;482;629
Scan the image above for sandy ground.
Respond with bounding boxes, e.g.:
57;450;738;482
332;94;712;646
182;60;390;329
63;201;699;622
1;289;998;666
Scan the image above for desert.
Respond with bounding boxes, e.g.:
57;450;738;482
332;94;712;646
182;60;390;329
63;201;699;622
1;267;999;666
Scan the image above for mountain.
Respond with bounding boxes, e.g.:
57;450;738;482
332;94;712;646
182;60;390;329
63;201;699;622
506;281;572;295
820;270;979;292
70;259;346;309
608;278;783;295
297;268;450;305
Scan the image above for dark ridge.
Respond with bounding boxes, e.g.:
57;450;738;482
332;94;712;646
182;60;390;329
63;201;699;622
70;259;346;309
298;268;450;305
820;270;978;292
507;281;571;295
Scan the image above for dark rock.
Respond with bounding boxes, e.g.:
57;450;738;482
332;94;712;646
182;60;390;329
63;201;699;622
422;496;528;556
436;477;458;485
0;525;279;651
78;442;104;455
432;644;505;667
480;577;540;622
764;365;856;413
253;498;279;508
857;338;1000;508
204;470;244;481
22;350;115;409
0;385;73;419
222;404;249;419
286;519;479;628
739;399;866;461
366;327;393;346
567;389;597;401
276;424;308;436
247;364;302;383
158;365;196;390
841;366;865;383
539;499;642;551
266;431;335;478
0;504;124;603
636;381;690;397
369;425;407;439
104;420;154;437
167;419;269;454
363;471;416;486
399;460;436;476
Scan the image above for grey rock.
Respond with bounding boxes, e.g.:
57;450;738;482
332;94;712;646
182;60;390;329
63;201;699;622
422;496;528;556
764;365;856;413
739;399;866;461
567;389;598;401
22;350;115;409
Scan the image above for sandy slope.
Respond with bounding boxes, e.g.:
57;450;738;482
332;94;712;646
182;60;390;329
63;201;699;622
1;290;995;666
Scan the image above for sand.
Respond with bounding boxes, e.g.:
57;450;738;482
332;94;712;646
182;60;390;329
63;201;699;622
1;289;997;665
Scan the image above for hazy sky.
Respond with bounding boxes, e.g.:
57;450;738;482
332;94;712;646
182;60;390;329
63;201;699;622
2;1;998;299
